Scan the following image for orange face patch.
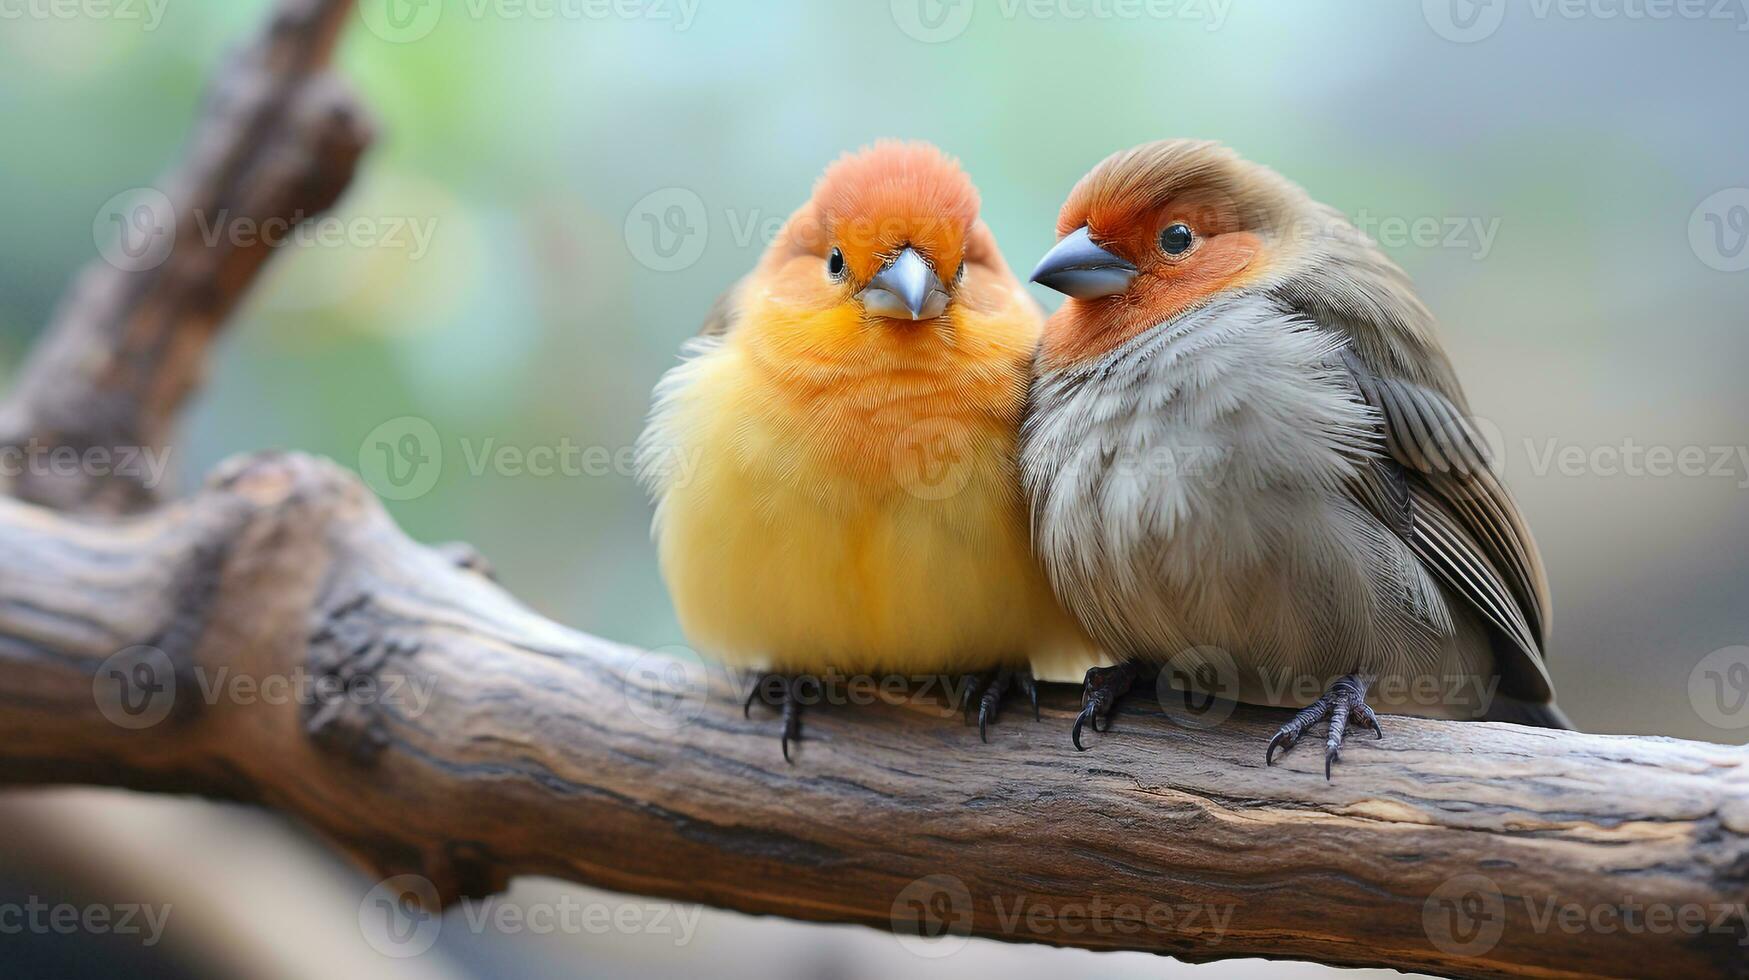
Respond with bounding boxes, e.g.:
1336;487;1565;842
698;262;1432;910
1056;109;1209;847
777;141;980;286
753;141;1023;336
730;141;1041;482
1041;193;1266;369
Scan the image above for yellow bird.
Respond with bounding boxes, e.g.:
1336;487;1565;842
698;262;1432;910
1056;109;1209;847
637;142;1095;758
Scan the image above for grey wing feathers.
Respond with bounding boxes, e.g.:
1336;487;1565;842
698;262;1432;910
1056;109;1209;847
1344;352;1555;703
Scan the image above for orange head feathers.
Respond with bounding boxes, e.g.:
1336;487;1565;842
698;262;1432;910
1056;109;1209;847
1030;139;1305;369
752;141;1022;329
720;141;1041;486
813;141;981;290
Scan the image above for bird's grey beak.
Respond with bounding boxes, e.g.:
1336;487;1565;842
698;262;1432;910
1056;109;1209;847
1030;226;1137;299
858;247;949;321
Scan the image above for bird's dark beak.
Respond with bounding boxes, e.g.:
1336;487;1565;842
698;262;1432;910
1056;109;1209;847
858;247;949;320
1030;226;1137;299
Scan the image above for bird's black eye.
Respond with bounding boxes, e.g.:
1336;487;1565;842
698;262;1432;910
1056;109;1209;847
1160;223;1194;255
827;248;846;280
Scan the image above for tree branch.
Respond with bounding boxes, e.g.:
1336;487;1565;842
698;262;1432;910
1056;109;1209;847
0;0;370;514
0;455;1744;978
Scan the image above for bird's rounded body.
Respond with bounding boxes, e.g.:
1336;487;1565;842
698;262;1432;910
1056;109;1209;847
644;296;1089;675
1023;292;1495;717
639;142;1095;681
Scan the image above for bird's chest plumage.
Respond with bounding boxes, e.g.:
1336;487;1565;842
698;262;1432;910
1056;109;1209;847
1023;298;1387;665
640;337;1086;673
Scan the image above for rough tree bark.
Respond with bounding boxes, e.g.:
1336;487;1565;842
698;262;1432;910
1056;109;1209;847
0;2;1745;979
0;458;1746;979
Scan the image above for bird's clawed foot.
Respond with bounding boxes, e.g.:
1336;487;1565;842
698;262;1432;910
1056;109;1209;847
1266;673;1384;779
744;673;817;763
960;667;1039;742
1072;661;1141;751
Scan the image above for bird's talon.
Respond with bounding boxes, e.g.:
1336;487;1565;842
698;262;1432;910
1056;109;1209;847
748;674;801;763
978;677;1005;738
1070;662;1140;750
1266;673;1379;777
1266;731;1294;766
1352;700;1384;739
1071;703;1099;751
962;667;1029;742
744;672;785;719
959;678;982;716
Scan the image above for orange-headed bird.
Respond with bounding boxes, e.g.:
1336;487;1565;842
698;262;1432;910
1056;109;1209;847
638;142;1096;758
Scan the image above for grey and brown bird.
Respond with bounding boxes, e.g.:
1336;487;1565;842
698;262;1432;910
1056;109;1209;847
1022;139;1567;776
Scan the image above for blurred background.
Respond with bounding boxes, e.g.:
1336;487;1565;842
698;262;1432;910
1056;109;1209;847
1;1;1745;977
